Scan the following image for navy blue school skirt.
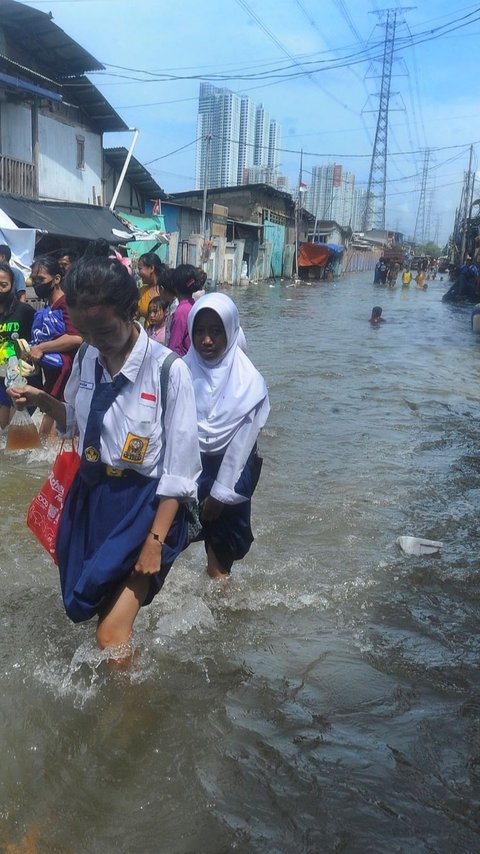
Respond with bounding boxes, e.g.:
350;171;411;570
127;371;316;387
56;469;188;623
198;447;262;568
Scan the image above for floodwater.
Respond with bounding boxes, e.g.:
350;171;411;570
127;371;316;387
1;272;480;853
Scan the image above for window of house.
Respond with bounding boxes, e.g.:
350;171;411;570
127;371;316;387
76;136;85;170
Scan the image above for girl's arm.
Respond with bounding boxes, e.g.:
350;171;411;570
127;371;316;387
8;386;67;432
208;397;270;506
29;333;83;360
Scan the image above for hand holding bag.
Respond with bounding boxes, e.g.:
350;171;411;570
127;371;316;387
27;440;80;564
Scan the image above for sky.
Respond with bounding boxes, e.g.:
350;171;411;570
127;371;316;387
23;0;480;245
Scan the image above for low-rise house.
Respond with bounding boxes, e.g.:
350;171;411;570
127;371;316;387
0;1;131;253
168;184;313;283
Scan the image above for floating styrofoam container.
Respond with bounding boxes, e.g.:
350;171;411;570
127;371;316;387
397;536;443;555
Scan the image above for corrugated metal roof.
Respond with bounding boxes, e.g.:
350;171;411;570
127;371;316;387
0;193;131;242
62;78;127;133
104;148;166;199
1;1;104;77
0;2;127;132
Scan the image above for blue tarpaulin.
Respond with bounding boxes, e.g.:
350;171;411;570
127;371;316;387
326;243;345;254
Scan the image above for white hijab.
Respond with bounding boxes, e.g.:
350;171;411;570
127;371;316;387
184;293;269;453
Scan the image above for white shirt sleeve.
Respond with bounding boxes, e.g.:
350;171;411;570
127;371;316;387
210;397;269;505
157;358;202;500
55;353;80;437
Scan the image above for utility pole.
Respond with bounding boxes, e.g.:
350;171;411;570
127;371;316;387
294;148;303;279
460;144;474;263
362;8;413;232
200;133;212;240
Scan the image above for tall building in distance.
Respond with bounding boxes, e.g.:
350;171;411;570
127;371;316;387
268;120;281;170
237;95;256;185
305;164;362;229
195;84;282;190
196;83;241;189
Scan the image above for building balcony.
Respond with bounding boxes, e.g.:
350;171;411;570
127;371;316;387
0;155;37;198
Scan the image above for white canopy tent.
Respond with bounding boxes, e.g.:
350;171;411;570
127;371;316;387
0;207;36;276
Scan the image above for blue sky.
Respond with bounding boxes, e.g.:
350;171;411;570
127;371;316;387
25;0;480;244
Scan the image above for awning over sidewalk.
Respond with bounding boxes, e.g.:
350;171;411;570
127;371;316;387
0;195;131;242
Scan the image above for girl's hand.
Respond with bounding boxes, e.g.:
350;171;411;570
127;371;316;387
28;344;44;362
200;496;224;522
133;536;162;576
7;385;42;410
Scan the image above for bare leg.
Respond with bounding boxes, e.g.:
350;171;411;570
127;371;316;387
206;544;233;579
96;573;150;666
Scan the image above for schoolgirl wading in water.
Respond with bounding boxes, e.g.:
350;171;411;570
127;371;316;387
9;258;201;663
184;293;270;578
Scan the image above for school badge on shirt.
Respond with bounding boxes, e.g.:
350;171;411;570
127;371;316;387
121;433;149;463
84;446;100;462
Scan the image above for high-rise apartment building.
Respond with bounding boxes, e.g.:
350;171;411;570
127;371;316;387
268;120;281;170
253;104;270;166
305;164;357;228
237;96;256;185
196;83;241;189
196;84;282;190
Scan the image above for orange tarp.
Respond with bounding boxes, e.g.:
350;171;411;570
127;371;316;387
298;243;330;267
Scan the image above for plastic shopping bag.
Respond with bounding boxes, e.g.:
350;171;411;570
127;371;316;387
27;441;80;564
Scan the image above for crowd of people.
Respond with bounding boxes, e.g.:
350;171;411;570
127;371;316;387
2;241;270;664
373;257;438;291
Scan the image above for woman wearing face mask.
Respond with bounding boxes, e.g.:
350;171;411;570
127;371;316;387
0;263;36;428
30;256;82;435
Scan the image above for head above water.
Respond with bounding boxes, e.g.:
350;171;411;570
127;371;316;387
371;306;383;319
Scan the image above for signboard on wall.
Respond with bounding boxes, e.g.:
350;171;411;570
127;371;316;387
212;203;228;237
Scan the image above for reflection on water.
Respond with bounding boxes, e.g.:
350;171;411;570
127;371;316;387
1;273;480;852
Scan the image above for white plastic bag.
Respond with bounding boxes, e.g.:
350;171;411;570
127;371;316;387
397;536;443;556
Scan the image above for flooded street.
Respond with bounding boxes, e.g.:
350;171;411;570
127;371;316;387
1;271;480;852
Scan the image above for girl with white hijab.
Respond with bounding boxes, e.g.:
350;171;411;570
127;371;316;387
184;293;270;578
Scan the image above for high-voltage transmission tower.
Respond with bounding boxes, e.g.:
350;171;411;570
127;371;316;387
413;149;430;245
362;8;412;232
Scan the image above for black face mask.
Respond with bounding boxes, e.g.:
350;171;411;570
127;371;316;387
0;288;13;303
33;281;53;300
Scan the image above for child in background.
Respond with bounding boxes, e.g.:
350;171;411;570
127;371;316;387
168;265;204;356
146;296;168;344
369;306;385;324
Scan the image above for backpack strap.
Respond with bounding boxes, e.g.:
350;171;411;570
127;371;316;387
77;342;88;373
160;351;180;431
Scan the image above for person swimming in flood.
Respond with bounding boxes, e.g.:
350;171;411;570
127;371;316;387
369;306;385;325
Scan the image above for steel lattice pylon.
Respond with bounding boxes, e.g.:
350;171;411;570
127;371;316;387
413;149;430;245
362;10;398;232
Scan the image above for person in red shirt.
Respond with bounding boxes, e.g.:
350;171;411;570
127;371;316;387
30;256;82;435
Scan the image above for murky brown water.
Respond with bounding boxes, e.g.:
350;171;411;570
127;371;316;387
1;272;479;852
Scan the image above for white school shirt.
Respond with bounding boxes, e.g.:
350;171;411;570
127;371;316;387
208;397;269;505
61;325;201;500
